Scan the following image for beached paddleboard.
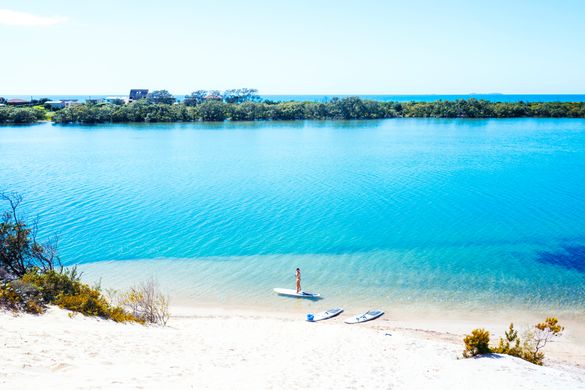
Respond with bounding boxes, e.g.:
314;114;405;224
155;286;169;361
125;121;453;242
307;308;344;322
273;288;321;298
344;310;384;324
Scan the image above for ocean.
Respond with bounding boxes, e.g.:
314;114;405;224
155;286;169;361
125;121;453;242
3;94;585;103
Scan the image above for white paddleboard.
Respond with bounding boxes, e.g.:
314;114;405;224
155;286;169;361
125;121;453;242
344;310;384;324
307;308;344;322
273;288;321;298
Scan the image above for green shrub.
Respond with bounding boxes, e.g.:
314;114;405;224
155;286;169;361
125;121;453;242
493;323;522;357
69;287;139;323
0;279;45;314
463;328;492;357
463;318;564;365
0;282;23;311
21;268;81;302
17;268;142;323
55;287;105;316
2;268;150;324
108;306;142;323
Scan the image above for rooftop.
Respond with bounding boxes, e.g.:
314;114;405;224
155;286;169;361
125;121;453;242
7;98;29;104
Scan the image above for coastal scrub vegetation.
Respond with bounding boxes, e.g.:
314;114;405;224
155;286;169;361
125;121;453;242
106;280;170;326
0;192;60;277
50;98;585;124
2;91;585;125
0;106;47;124
0;192;168;325
462;328;491;357
463;319;564;365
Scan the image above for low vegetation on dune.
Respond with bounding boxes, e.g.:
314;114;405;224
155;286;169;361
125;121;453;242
463;318;564;365
106;279;170;326
0;192;169;325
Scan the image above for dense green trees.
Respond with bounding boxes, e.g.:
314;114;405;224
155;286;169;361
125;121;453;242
50;98;585;124
197;100;228;121
222;88;260;104
0;106;46;123
183;90;208;106
146;90;176;105
2;96;585;124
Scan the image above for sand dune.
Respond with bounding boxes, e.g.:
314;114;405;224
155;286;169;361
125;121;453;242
1;306;584;390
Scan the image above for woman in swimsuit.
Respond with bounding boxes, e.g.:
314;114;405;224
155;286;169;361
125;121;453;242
296;268;301;293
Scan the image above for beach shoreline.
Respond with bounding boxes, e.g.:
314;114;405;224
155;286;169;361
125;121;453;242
170;304;585;367
75;259;585;368
2;305;585;389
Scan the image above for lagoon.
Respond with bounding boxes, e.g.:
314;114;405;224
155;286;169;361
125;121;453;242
1;119;585;313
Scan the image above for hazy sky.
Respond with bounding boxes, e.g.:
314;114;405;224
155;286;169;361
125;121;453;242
1;0;584;95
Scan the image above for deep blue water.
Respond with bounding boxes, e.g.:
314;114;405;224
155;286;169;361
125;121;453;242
1;119;584;310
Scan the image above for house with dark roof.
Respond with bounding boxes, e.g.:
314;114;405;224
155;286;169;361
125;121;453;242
62;99;80;107
7;98;30;105
45;100;66;109
129;89;149;101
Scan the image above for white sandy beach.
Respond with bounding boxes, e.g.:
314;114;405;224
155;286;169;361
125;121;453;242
2;306;585;390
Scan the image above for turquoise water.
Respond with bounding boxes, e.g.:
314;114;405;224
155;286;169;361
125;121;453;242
1;119;585;311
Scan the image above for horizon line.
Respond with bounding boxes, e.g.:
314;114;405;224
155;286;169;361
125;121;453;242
3;92;585;97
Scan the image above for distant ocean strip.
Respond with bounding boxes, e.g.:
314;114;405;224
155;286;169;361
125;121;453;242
4;94;585;103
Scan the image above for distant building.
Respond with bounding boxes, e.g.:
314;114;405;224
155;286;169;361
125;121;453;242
129;89;149;101
7;98;29;106
45;100;65;109
62;99;80;107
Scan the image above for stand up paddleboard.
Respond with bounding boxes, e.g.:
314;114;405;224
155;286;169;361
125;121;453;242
273;288;321;299
344;310;384;324
307;308;344;322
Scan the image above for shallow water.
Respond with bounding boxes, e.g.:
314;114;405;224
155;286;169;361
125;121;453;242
1;119;585;312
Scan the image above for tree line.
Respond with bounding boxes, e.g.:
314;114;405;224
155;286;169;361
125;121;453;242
50;98;585;124
0;106;47;123
1;94;585;124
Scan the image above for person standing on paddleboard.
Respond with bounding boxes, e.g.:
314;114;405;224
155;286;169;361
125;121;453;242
296;268;301;293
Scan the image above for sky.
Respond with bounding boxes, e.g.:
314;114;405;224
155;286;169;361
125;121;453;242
1;0;584;95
